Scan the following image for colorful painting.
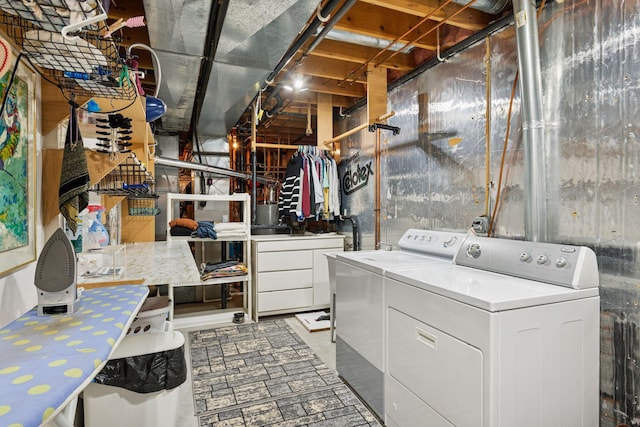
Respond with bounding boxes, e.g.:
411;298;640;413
0;73;29;252
0;57;36;275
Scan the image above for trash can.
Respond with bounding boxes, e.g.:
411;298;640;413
83;331;187;427
127;295;172;334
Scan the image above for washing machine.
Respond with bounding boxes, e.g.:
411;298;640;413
334;229;467;421
383;234;600;427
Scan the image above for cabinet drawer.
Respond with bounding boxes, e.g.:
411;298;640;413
257;270;313;292
257;238;343;252
258;288;313;312
257;250;312;272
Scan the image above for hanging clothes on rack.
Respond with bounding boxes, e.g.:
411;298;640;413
278;152;303;222
278;146;341;222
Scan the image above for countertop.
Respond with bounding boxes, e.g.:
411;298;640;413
78;240;200;288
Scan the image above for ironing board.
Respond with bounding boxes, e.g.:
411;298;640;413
0;284;148;427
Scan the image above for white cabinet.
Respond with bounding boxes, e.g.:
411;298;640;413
165;193;252;326
251;234;344;320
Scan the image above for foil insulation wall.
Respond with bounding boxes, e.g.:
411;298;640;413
337;0;640;424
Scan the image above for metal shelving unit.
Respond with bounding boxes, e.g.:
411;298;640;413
0;1;136;100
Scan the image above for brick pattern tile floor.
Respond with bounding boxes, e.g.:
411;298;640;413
189;319;380;427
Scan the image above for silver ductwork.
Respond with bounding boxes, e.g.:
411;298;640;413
324;29;412;52
143;0;209;133
153;156;278;186
450;0;509;14
513;0;547;242
197;0;320;138
144;0;319;137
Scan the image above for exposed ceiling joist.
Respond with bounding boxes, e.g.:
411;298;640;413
308;39;417;71
33;0;510;146
360;0;493;31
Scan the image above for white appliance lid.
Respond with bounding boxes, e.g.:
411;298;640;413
336;250;440;275
385;263;599;312
335;229;468;274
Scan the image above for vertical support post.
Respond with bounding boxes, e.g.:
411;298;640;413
317;93;333;150
367;64;387;124
367;64;387;248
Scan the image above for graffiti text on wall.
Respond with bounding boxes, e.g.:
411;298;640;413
341;152;374;195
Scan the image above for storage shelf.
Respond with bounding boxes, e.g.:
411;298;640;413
165;192;253;322
0;5;136;100
172;274;249;288
167;230;248;243
90;153;157;198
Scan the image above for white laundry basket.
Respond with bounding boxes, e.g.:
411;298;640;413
83;331;185;427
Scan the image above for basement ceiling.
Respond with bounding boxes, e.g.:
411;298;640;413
108;0;512;145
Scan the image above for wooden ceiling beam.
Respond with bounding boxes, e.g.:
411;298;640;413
267;92;355;109
359;0;493;31
286;56;368;84
307;77;366;98
268;77;366;98
257;126;317;143
265;117;312;129
334;2;439;51
309;39;416;71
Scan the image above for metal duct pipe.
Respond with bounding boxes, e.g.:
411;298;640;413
153;156;277;186
263;0;358;116
305;0;358;54
513;0;547;242
344;13;514;116
262;0;343;98
450;0;509;14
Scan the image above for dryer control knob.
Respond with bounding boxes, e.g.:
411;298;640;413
520;252;531;262
537;254;549;265
444;236;457;248
467;243;482;258
556;257;568;268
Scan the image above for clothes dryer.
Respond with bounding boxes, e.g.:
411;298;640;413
334;229;467;421
383;234;600;427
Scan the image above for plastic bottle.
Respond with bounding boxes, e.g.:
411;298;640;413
81;205;109;251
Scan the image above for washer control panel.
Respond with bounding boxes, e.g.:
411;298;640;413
454;234;599;289
398;229;468;259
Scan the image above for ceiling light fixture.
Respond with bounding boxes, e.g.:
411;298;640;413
283;75;308;92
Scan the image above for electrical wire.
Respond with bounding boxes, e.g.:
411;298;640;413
484;37;491;217
488;70;518;237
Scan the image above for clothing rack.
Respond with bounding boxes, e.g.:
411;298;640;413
278;146;340;225
322;111;395;149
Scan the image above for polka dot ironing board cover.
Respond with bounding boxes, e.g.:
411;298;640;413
0;285;148;427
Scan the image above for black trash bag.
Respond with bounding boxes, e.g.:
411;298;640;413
93;345;187;393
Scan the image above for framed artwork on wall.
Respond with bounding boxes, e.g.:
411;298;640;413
0;53;37;276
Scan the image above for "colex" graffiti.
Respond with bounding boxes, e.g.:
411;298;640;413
342;160;374;195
